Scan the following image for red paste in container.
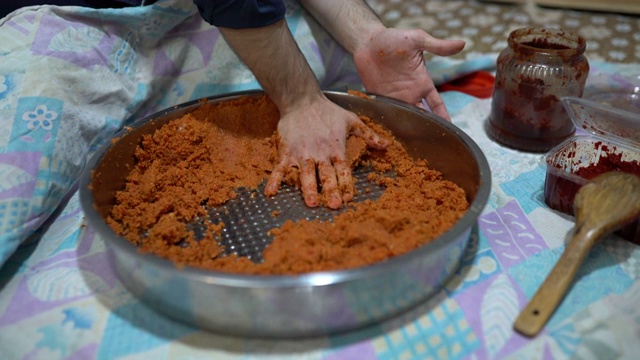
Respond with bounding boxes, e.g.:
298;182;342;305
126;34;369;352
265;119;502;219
544;141;640;244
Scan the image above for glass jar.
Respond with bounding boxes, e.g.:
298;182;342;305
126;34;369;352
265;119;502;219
487;27;589;152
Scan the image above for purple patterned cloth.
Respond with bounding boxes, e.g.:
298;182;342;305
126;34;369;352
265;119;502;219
1;0;639;358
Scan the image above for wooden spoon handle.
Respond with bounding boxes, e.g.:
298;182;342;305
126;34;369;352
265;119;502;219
513;228;596;337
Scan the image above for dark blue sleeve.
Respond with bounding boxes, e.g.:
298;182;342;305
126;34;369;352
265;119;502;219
193;0;286;29
1;0;147;18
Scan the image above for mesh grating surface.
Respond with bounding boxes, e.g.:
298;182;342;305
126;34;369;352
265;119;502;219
187;166;387;262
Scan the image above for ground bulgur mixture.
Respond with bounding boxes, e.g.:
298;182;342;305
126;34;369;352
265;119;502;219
106;95;468;275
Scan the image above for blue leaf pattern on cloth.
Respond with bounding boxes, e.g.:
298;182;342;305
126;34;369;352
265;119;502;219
24;216;81;263
49;26;104;52
161;42;205;73
480;274;519;358
0;163;34;192
548;322;582;358
113;32;138;77
35;324;71;356
27;267;109;301
98;302;195;359
0;74;12;100
63;307;95;329
0;75;7;93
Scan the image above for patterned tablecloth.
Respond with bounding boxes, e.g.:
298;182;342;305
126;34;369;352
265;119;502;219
1;1;640;359
367;0;640;64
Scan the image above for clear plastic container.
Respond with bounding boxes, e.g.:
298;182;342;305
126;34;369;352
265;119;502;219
544;96;640;244
488;27;589;152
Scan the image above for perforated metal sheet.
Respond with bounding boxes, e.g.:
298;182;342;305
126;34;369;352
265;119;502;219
187;166;386;262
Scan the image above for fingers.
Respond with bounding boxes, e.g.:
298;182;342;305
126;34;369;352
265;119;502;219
265;159;321;207
299;158;320;207
266;156;354;209
417;99;450;121
265;161;287;197
351;120;391;149
422;88;451;121
317;160;342;209
265;106;384;209
409;31;461;120
413;30;465;57
333;158;354;203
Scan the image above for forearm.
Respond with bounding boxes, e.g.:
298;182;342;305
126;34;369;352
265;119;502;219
219;19;322;114
298;0;386;54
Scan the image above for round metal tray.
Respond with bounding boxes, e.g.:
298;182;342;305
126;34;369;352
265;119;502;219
79;90;491;338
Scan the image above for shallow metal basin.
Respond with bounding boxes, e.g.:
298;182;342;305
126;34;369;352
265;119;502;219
79;90;491;338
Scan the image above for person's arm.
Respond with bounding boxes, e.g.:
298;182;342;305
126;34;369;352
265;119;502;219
218;19;319;114
299;0;465;120
297;0;385;54
218;19;389;209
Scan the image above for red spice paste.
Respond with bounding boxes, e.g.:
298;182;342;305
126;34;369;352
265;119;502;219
487;28;589;152
544;141;640;243
522;40;571;50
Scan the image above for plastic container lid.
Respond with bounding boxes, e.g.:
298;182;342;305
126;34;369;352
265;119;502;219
543;94;640;195
561;95;640;150
546;95;640;244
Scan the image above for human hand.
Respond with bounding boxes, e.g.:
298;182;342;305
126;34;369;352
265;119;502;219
264;94;390;209
353;28;465;120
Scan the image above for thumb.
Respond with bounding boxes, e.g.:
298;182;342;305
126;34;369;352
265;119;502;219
413;31;465;57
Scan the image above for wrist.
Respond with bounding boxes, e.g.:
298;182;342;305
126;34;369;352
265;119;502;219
349;23;387;54
275;87;326;117
299;0;386;55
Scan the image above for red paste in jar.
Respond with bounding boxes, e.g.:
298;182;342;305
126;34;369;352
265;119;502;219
487;27;589;152
522;40;571;50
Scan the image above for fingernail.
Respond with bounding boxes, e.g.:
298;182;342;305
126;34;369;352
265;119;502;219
264;184;276;197
305;194;319;208
421;98;432;112
327;201;340;210
329;193;342;209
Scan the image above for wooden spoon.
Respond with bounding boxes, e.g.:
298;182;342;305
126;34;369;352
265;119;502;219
513;171;640;337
